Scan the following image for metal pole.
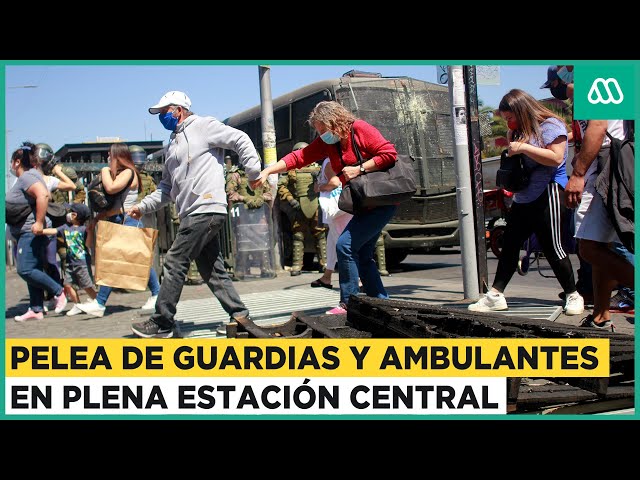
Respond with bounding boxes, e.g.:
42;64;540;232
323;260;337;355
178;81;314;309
258;65;282;272
463;66;489;293
447;66;479;300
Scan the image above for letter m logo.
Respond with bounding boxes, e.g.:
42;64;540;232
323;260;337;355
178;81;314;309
575;64;635;120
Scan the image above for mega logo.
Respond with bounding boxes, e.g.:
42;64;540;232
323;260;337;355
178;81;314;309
587;78;624;105
574;65;635;120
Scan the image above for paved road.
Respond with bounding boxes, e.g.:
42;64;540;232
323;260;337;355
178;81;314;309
4;248;634;338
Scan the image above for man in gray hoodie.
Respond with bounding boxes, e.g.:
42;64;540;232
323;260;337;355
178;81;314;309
127;91;261;338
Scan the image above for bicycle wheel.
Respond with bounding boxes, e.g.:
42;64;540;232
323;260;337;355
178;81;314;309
517;254;530;276
490;226;506;258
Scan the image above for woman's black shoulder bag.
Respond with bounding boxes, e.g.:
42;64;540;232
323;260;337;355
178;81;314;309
496;149;530;192
337;127;417;215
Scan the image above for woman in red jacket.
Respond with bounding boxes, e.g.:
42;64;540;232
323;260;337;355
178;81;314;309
252;101;398;314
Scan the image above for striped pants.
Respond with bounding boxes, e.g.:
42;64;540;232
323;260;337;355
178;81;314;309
493;182;577;294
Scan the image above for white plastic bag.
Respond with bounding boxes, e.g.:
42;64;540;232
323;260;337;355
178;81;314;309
319;186;346;221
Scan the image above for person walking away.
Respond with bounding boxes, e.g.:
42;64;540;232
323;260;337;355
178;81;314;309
128;91;261;338
548;68;634;328
467;89;584;316
76;143;159;317
36;203;98;315
6;143;67;321
566;118;634;329
251;101;398;315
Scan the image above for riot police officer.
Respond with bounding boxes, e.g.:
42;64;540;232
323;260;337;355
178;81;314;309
129;145;157;207
226;164;275;279
278;142;327;276
36;143;86;205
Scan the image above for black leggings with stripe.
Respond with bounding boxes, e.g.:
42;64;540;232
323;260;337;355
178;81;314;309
493;182;577;294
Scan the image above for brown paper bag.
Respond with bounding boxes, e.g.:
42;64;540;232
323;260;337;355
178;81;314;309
94;220;158;291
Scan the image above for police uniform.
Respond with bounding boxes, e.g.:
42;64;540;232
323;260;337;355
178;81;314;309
226;165;274;279
278;163;327;276
51;164;86;274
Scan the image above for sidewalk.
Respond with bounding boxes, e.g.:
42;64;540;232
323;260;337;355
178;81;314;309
4;265;635;338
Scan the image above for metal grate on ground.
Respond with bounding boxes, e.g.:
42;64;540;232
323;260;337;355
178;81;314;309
167;287;341;338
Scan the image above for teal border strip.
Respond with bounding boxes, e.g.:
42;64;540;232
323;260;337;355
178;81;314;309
1;59;638;420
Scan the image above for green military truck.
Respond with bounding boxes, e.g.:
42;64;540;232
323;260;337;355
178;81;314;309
223;71;459;268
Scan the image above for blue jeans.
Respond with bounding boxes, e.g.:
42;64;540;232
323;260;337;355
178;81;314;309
336;205;397;306
612;242;634;299
16;232;64;313
44;234;62;295
151;213;249;329
96;215;161;306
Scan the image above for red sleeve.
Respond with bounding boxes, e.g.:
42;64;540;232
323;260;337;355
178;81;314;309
353;120;397;169
282;138;331;170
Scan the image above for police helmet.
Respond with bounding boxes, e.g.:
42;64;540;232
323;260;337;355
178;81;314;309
292;142;309;151
35;143;56;173
129;145;147;166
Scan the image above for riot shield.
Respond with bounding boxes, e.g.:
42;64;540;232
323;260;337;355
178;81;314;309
229;203;276;280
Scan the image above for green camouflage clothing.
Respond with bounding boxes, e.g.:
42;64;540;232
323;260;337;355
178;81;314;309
277;164;327;274
137;172;157;203
225;165;273;208
50;165;85;204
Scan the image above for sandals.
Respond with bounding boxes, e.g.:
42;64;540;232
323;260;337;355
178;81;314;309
311;278;332;289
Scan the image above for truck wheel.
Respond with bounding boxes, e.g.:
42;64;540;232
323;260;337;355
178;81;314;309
385;249;408;269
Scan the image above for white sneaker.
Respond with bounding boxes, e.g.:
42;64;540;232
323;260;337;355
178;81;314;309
564;292;585;315
141;295;158;310
54;291;68;314
76;299;106;318
468;291;508;312
66;304;83;316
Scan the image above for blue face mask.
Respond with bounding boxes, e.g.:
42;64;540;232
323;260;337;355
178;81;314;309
159;110;179;131
320;131;340;144
557;67;573;84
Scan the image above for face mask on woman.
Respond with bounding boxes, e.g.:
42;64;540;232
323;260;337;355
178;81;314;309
159;109;179;131
507;119;520;131
557;66;573;84
320;131;340;144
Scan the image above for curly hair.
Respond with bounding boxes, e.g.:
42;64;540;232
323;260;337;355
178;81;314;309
308;101;357;140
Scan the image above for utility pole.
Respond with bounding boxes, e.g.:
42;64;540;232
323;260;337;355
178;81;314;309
258;65;281;271
447;66;479;300
464;66;489;293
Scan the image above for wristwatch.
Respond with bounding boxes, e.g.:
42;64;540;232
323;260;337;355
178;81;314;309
359;165;366;174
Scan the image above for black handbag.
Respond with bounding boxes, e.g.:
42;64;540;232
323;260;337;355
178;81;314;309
338;127;417;215
5;201;33;226
88;169;134;212
496;149;530;192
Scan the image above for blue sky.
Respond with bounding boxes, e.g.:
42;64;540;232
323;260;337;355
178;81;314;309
5;63;551;158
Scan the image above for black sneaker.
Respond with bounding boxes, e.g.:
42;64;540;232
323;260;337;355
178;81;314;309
131;319;174;338
579;314;615;332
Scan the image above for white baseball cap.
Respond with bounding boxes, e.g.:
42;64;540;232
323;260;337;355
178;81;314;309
148;91;192;114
